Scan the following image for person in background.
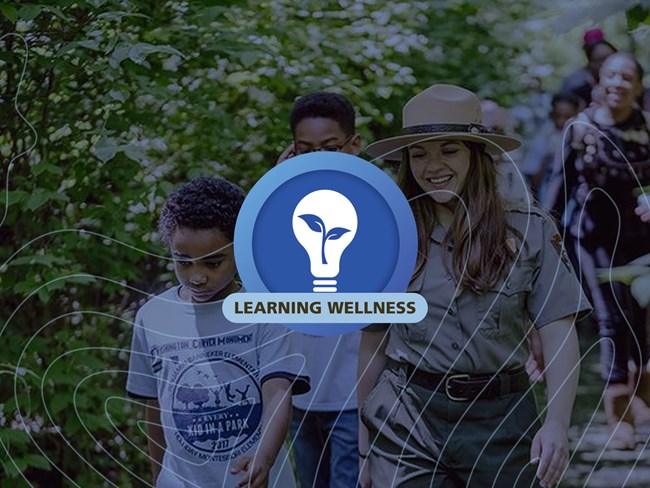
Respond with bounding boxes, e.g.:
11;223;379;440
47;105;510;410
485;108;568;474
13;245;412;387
523;93;580;203
560;28;617;108
126;177;309;487
480;99;531;203
545;52;650;450
360;84;589;488
278;92;362;488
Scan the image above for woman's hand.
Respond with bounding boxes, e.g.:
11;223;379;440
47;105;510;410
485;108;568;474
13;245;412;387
526;326;545;383
530;419;569;488
534;317;579;487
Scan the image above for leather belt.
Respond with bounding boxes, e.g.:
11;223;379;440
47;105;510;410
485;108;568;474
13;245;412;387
403;363;529;402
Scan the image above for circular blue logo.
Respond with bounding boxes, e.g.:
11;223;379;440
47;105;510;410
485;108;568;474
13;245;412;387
234;152;417;334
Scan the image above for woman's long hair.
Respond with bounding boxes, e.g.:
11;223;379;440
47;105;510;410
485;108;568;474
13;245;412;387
397;141;516;293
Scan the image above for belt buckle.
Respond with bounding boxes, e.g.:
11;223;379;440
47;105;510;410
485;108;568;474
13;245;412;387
445;374;471;402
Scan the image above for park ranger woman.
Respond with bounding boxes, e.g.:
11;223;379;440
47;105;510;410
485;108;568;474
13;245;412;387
358;84;591;488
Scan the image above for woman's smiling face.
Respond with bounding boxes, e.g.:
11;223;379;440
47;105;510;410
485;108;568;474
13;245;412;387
408;140;471;207
599;54;643;112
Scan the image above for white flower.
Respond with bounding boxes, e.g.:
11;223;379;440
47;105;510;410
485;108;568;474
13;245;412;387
129;203;147;215
163;54;182;72
167;83;182;94
188;79;201;92
49;124;73;142
151;138;168;151
16;20;32;33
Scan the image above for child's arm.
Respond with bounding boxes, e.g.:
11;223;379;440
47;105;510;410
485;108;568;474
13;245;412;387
531;315;580;488
145;399;166;484
357;329;389;488
231;378;292;488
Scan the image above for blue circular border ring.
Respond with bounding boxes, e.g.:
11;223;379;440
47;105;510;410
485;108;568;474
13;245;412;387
234;152;417;294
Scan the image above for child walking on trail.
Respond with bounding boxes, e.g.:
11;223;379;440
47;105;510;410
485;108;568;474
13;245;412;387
126;176;309;488
278;92;362;488
359;84;591;488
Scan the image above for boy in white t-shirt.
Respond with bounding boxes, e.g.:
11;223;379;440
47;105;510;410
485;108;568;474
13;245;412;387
277;92;361;488
127;177;309;488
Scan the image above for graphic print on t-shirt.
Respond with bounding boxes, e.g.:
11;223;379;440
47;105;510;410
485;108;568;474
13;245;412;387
155;335;263;461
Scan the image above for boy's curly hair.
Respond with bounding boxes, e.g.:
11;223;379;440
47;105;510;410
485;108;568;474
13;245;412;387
158;176;245;246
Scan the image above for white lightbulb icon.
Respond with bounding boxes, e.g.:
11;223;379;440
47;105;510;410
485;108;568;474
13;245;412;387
292;190;358;292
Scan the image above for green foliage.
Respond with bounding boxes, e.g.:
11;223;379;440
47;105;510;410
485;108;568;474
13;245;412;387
627;4;650;30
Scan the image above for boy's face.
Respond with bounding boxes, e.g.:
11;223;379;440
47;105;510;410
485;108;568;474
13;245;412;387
551;101;577;130
293;117;361;156
171;226;237;303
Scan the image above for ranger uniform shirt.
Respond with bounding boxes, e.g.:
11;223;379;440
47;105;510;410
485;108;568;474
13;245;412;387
379;208;591;374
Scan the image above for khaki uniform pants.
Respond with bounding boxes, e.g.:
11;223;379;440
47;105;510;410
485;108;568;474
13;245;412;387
361;363;541;487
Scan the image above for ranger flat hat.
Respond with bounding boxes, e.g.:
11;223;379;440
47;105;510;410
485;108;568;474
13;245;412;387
365;84;521;161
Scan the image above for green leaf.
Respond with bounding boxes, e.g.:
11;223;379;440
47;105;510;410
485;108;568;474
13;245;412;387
32;163;63;177
74;394;90;409
97;10;149;21
109;42;131;69
631;274;650;308
67;275;97;284
50;392;70;415
239;50;259;68
0;426;30;446
18;4;42;21
632;185;650;197
23;191;68;212
121;142;146;163
225;71;253;85
159;181;175;195
77;39;101;51
128;43;186;65
627;5;650;30
108;89;127;102
596;265;650;285
37;288;50;304
65;415;82;435
24;454;51;471
84;412;112;431
0;3;18;22
7;456;27;474
10;255;69;266
24;191;50;212
92;137;119;163
41;5;72;22
0;190;28;205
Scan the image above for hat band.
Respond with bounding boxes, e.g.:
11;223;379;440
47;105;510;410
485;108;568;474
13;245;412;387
403;123;490;135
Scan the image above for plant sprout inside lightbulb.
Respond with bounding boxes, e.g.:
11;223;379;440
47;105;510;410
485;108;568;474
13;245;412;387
292;190;358;292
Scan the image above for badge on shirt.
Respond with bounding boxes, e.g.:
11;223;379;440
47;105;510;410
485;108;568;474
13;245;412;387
551;233;572;269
